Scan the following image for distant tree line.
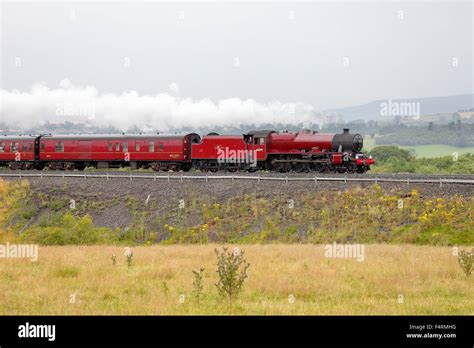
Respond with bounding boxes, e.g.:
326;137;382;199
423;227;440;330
375;123;474;147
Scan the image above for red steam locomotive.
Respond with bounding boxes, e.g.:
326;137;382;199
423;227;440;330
0;129;374;173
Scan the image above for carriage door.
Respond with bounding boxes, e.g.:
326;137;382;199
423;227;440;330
113;142;121;161
253;137;266;162
34;136;42;161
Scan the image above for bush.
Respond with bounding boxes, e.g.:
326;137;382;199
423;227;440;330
20;212;118;245
457;249;473;276
369;146;414;163
215;246;250;307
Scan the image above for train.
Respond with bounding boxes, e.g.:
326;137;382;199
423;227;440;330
0;128;374;173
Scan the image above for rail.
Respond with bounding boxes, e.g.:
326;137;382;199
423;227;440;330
0;172;473;186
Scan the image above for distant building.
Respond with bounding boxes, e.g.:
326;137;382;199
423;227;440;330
457;111;474;119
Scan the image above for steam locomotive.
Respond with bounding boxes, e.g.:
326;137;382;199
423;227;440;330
0;128;374;173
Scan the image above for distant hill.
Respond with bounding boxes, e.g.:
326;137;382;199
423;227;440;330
329;94;474;121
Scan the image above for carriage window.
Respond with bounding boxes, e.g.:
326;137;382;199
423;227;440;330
10;143;19;152
108;142;113;151
115;143;120;151
123;142;128;152
55;141;64;152
149;141;154;152
22;144;27;151
135;143;140;151
29;143;33;151
0;143;4;152
158;142;164;151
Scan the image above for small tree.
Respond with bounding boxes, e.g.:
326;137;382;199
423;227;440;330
124;247;133;268
458;249;473;276
215;246;250;310
192;268;205;305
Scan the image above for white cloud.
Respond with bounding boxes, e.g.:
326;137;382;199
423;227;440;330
0;79;331;131
168;82;180;95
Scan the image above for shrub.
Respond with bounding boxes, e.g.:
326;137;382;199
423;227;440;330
215;246;250;308
457;249;473;276
192;268;205;305
124;247;133;268
20;212;118;245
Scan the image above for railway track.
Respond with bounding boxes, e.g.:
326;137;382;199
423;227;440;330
1;171;473;185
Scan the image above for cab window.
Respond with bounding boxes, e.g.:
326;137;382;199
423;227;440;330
0;142;4;152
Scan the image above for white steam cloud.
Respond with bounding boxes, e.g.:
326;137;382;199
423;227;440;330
0;79;334;132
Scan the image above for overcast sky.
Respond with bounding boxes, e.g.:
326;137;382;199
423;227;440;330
0;1;472;130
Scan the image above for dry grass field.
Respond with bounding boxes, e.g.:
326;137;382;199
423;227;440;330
0;244;472;315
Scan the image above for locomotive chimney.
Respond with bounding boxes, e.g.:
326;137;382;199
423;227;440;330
343;128;349;134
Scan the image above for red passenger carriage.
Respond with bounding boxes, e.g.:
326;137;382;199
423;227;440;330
0;135;37;169
38;133;200;171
